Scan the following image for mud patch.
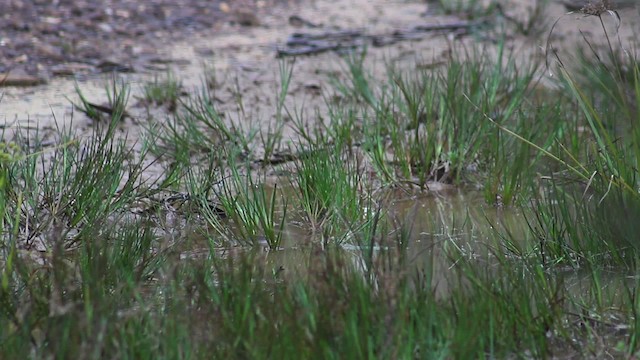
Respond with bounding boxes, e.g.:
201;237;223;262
0;0;294;80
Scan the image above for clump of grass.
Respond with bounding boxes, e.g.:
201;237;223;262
72;77;130;122
0;113;174;358
141;71;183;111
0;216;167;358
478;97;570;206
331;42;540;204
4;120;151;252
428;0;497;19
510;4;640;270
0;140;23;307
258;60;294;164
211;164;287;249
289;142;368;241
0;141;23;223
146;79;257;172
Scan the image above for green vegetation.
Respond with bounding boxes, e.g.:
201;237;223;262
3;5;640;358
141;71;183;112
428;0;495;18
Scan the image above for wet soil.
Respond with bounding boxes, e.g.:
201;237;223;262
1;0;639;162
0;0;292;83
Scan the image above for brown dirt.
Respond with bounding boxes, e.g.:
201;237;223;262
0;0;293;80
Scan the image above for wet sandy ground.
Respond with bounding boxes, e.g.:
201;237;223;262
0;0;294;77
1;0;639;155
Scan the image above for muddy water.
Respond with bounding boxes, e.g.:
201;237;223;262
207;186;631;302
178;186;529;297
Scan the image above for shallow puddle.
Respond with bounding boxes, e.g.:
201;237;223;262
174;186;527;276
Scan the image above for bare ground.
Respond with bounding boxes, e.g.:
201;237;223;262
0;0;296;79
